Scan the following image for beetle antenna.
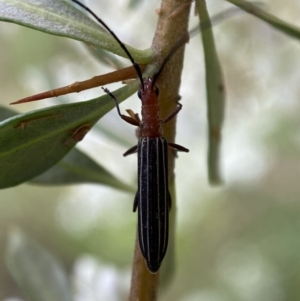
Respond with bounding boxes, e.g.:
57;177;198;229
71;0;144;90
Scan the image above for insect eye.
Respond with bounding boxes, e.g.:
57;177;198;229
154;87;159;96
137;90;142;99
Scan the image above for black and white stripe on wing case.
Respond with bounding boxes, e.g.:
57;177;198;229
134;137;171;273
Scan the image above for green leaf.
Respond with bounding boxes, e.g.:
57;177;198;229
0;0;153;63
225;0;300;40
0;106;134;192
32;147;135;192
196;0;224;185
5;228;73;301
0;83;138;189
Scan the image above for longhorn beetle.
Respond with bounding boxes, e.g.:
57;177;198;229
70;0;189;273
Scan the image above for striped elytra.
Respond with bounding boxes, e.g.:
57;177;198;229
134;137;171;273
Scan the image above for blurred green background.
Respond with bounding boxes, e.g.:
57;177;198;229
1;0;300;300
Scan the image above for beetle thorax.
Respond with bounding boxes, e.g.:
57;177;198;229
139;78;163;138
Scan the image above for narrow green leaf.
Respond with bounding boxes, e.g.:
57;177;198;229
32;147;135;192
196;0;224;185
0;83;138;189
225;0;300;40
5;228;73;301
0;106;134;192
0;0;153;63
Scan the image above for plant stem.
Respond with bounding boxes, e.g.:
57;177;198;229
129;0;191;300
